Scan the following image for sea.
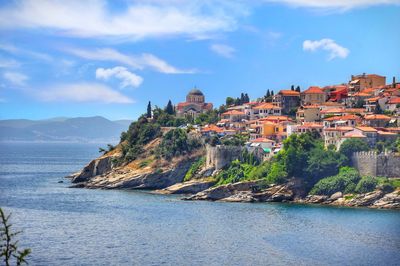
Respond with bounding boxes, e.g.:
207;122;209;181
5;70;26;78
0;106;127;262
0;142;399;266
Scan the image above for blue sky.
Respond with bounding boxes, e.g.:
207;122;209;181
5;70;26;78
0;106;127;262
0;0;399;120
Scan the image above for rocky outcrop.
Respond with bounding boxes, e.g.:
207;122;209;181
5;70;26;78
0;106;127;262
71;154;116;183
300;189;400;209
154;179;216;194
81;156;199;190
185;180;263;201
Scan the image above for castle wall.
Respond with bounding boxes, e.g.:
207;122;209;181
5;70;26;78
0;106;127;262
352;151;400;178
205;145;243;170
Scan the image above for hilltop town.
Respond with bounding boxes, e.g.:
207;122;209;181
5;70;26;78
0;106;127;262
178;73;399;158
68;73;400;209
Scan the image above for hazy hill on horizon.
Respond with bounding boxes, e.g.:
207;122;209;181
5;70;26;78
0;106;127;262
0;116;132;143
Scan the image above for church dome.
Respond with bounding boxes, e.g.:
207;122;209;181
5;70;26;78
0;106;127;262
188;88;204;96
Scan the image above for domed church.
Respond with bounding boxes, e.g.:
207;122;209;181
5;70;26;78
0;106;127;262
176;88;213;118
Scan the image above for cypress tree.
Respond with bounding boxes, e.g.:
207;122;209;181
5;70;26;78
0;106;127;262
146;101;152;118
291;85;295;91
296;86;301;92
165;100;174;115
266;89;270;98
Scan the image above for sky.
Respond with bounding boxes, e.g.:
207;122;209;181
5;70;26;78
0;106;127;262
0;0;399;120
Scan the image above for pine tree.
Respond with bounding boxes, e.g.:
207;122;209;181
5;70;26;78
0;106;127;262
146;101;152;118
296;86;301;92
240;93;245;103
266;89;270;98
165;100;174;115
291;85;295;91
271;90;274;96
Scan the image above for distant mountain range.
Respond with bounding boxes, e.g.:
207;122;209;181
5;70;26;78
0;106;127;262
0;116;132;143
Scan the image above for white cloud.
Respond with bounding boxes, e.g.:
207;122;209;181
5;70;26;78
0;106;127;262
96;67;143;88
0;0;247;40
0;43;52;61
265;0;400;10
210;44;236;58
303;39;349;60
37;82;134;104
0;58;20;68
66;47;195;74
3;72;29;86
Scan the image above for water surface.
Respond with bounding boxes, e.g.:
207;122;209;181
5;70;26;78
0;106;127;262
0;142;399;265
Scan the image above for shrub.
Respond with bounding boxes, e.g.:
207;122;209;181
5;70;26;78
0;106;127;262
184;157;205;182
355;176;378;194
310;167;360;195
266;162;287;184
156;129;201;159
339;138;369;160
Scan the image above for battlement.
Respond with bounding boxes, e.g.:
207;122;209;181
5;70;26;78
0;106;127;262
352;152;400;177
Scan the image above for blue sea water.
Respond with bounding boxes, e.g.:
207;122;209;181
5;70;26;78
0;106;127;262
0;142;399;266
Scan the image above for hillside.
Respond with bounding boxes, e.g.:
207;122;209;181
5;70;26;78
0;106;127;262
0;116;132;143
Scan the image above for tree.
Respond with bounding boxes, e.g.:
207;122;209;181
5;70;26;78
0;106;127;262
339;138;369;160
244;93;250;103
271;91;274;96
266;89;271;98
291;85;295;91
240;93;245;103
165;100;174;115
0;208;31;266
226;97;234;106
295;86;301;92
234;97;241;105
146;101;152;118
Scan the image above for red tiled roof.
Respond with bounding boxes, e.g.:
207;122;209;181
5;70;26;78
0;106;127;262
201;124;223;133
324;127;354;132
250;138;275;143
364;114;391;121
320;108;345;114
222;110;246;116
388;98;400;104
365;96;381;103
279;90;300;96
356;126;378;132
253;103;281;110
324;114;359;121
303;86;324;94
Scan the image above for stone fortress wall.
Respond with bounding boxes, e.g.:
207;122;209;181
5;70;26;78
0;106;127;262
352;151;400;178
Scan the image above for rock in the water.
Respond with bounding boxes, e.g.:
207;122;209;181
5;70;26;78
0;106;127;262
372;190;400;209
154;179;216;194
219;191;255;202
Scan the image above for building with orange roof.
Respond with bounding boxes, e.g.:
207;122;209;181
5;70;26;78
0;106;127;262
272;89;300;115
328;86;348;102
363;114;391;127
221;110;247;122
349;73;386;92
323;126;354;149
323;114;360;128
354;126;378;146
301;86;326;105
201;124;224;135
385;97;400;112
252;102;282;118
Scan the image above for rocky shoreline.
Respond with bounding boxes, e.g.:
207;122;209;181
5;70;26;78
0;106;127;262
67;152;400;210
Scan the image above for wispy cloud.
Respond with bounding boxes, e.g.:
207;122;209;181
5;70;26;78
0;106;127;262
265;0;400;11
37;82;134;104
210;44;236;58
303;39;349;60
0;43;52;61
96;67;143;88
0;57;20;68
3;72;29;86
0;0;247;40
66;47;196;74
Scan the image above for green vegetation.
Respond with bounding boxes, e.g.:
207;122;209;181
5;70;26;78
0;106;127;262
156;128;201;159
310;167;361;195
355;176;378;194
339;138;369;160
310;168;398;196
213;132;350;189
0;208;30;266
184;157;205;182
